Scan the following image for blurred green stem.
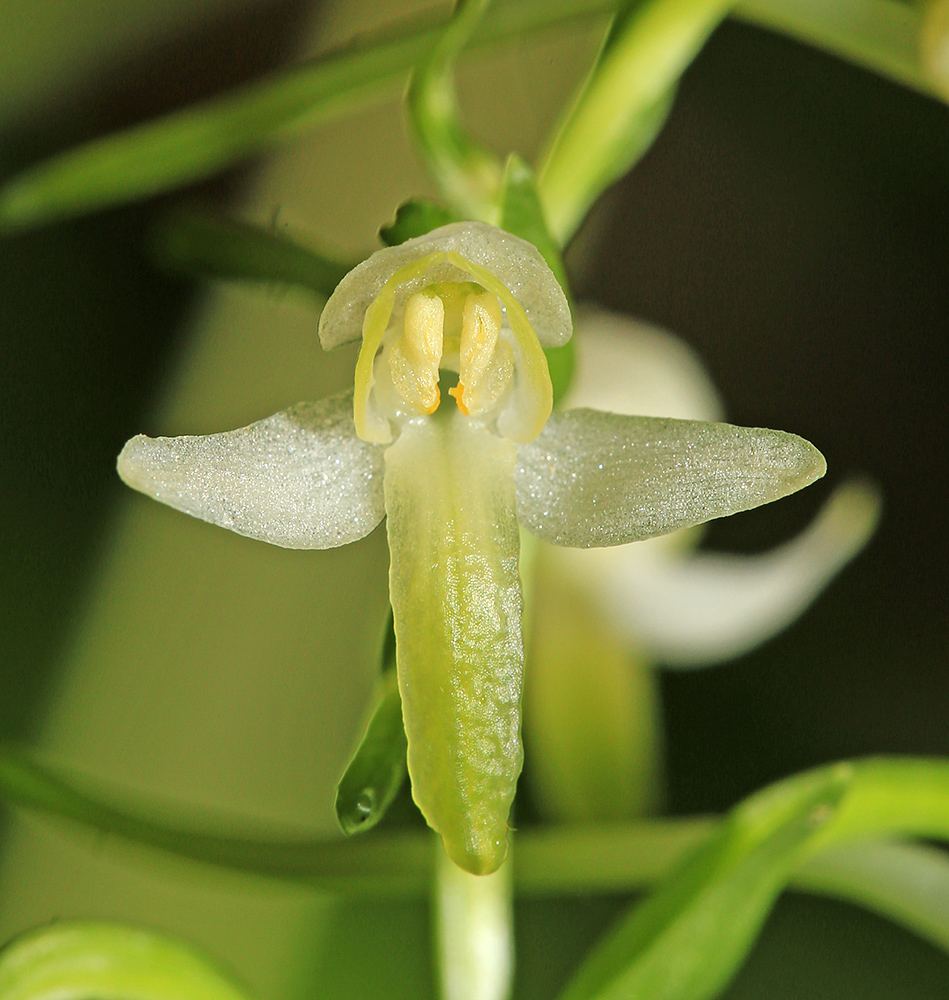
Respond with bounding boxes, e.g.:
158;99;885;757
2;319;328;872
0;0;939;231
406;0;504;220
537;0;730;244
5;749;949;957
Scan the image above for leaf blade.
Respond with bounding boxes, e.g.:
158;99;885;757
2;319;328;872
152;211;350;298
557;765;853;1000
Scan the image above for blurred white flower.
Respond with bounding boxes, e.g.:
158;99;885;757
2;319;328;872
525;306;880;821
551;305;881;669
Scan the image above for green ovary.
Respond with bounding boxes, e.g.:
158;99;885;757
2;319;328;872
384;411;523;874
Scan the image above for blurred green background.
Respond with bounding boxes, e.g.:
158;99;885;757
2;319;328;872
0;1;947;998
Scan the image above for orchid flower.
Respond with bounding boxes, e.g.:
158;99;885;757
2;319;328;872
117;222;826;875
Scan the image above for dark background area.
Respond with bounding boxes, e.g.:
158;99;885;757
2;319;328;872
1;4;947;999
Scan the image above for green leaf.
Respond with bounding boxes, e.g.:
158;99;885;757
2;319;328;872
405;0;503;220
0;1;614;232
152;211;350;298
556;764;854;1000
499;153;575;404
0;922;251;1000
335;662;409;835
379;199;462;246
735;0;939;98
7;742;949;971
0;0;942;232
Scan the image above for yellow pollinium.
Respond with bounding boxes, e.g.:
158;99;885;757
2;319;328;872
388;291;445;415
448;291;514;417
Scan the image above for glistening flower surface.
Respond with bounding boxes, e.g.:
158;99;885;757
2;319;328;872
540;307;882;669
118;222;826;875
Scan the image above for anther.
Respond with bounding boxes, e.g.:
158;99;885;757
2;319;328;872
389;292;445;414
452;292;513;416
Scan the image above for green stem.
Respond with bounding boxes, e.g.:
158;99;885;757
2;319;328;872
0;748;435;894
538;0;731;244
435;846;515;1000
5;749;949;959
406;0;504;220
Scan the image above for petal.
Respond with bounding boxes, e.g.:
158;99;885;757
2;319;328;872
580;479;881;667
515;409;826;548
117;390;386;549
567;305;724;422
318;221;571;350
384;412;523;875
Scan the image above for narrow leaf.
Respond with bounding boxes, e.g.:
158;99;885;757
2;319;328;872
0;1;614;231
0;922;251;1000
557;765;853;1000
335;664;409;835
152;211;350;298
6;742;949;953
0;1;942;231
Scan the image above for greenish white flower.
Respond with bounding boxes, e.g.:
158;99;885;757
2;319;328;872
544;306;881;669
117;223;826;874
